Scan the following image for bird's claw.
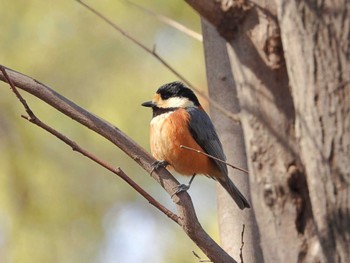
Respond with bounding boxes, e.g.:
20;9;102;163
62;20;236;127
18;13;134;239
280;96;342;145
150;160;169;175
171;183;190;197
171;174;196;197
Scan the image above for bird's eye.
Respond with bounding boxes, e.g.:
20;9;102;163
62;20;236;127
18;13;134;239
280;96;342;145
161;93;171;100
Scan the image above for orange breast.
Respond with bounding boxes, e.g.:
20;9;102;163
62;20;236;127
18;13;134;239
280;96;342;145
150;108;220;177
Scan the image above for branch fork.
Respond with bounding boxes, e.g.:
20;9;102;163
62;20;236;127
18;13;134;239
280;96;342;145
0;65;238;263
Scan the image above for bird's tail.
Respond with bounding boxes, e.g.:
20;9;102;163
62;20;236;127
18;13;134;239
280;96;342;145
217;177;250;210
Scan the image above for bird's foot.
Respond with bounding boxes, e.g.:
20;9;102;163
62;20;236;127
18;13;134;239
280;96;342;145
171;174;196;197
150;160;169;175
171;183;191;197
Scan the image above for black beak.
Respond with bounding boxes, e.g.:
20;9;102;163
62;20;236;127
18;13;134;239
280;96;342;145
141;101;155;107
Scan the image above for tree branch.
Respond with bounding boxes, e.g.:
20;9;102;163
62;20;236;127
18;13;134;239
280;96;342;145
0;65;237;263
239;224;245;263
122;0;203;42
75;0;240;123
185;0;253;39
1;64;179;223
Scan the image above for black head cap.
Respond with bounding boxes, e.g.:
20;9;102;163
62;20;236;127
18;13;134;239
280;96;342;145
156;81;200;106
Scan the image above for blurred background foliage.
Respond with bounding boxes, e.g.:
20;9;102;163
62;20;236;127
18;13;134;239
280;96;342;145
0;1;220;262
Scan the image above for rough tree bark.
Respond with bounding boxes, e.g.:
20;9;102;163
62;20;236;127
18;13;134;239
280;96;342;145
276;0;350;261
187;0;349;262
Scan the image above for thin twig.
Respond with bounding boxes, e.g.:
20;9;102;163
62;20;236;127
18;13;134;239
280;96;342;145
24;114;179;223
1;66;179;224
0;66;35;119
74;0;240;123
180;145;249;174
122;0;202;41
239;224;245;263
192;251;212;262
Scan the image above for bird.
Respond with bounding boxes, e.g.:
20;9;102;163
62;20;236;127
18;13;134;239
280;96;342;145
142;81;250;209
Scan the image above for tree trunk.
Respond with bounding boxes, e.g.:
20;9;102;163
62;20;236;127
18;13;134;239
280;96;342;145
187;0;350;262
276;0;350;261
201;18;264;263
225;3;306;261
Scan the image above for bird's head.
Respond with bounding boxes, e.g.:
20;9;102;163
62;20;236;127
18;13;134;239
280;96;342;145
142;81;200;109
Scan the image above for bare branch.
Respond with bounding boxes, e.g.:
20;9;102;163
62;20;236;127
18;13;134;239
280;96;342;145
185;0;252;39
1;65;179;223
192;250;212;262
0;65;237;263
0;66;35;119
180;145;249;174
122;0;203;42
239;224;245;263
75;0;240;123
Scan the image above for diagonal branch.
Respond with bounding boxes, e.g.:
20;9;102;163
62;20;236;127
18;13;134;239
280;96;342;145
1;66;36;119
1;64;179;224
0;65;237;263
122;0;203;42
75;0;240;123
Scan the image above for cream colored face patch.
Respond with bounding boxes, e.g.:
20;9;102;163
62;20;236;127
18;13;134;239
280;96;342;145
152;93;195;108
152;93;161;104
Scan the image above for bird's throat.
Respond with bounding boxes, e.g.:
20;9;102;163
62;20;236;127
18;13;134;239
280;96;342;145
152;107;178;118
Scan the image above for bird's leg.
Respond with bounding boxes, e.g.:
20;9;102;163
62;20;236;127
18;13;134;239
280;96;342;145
150;160;169;175
172;174;196;197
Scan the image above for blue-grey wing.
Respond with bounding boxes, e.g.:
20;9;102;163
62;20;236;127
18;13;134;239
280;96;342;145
187;107;251;209
186;107;228;177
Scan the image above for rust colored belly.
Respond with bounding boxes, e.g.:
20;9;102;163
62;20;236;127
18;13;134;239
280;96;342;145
150;109;219;177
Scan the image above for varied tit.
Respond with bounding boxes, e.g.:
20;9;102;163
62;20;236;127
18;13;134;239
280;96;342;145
142;81;250;210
